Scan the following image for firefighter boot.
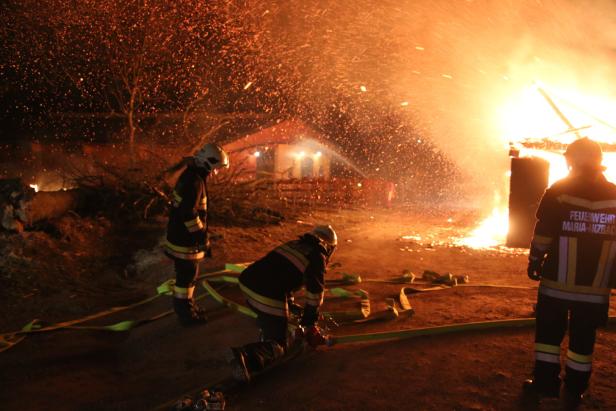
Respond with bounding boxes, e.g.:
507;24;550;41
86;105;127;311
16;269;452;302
562;389;585;410
173;297;208;326
228;347;251;383
522;379;560;399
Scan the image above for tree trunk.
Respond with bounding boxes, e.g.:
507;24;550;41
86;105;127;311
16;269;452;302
127;86;138;162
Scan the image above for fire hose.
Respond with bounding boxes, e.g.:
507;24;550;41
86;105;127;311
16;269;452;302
2;261;612;411
0;270;227;352
199;275;616;347
157;276;615;411
199;274;536;346
0;263;549;353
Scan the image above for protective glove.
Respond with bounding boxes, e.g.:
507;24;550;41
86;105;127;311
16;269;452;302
304;325;328;348
294;325;328;347
294;326;306;342
527;257;542;281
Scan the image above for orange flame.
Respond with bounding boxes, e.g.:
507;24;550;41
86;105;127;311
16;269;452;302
456;207;509;249
520;148;616;186
500;83;616;146
462;83;616;249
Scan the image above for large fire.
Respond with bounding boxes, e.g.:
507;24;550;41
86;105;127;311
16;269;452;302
519;148;616;185
461;83;616;249
500;83;616;147
456;207;509;249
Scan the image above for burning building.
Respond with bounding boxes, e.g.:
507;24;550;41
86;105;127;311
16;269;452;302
505;85;616;247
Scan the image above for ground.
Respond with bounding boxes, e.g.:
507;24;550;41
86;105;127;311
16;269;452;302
1;206;616;411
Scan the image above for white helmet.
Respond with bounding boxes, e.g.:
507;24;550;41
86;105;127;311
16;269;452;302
309;224;337;256
194;143;229;171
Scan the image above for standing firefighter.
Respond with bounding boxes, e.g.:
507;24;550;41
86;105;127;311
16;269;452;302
229;225;337;382
524;138;616;406
165;143;229;326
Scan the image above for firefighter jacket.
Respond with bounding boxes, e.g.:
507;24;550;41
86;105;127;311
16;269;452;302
530;172;616;304
165;165;209;261
238;234;327;325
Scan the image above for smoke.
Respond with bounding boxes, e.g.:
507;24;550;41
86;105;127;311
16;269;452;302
6;0;616;206
244;0;616;203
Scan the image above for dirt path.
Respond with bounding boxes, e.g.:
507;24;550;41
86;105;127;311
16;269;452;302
1;206;616;410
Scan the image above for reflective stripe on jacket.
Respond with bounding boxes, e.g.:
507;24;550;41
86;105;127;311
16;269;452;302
165;166;208;260
531;172;616;303
239;236;326;320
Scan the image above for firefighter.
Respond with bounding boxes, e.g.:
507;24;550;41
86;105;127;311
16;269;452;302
524;137;616;406
165;143;229;326
228;225;337;382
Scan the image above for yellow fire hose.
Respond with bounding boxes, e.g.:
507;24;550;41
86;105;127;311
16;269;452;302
0;260;598;410
0;270;228;353
151;278;616;411
0;263;540;353
199;276;616;347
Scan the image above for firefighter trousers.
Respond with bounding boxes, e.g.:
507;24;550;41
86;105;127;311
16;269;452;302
533;292;608;395
240;308;287;374
173;258;200;289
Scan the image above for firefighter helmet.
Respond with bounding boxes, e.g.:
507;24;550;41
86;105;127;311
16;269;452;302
309;225;337;256
564;137;604;171
194;143;229;171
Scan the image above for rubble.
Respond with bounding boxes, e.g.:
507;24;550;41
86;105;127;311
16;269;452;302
0;179;34;232
0;179;83;232
422;270;470;286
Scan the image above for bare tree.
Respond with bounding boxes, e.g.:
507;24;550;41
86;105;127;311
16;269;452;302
2;0;243;155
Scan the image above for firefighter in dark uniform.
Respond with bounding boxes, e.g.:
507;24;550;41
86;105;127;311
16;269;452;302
524;137;616;406
165;143;229;326
228;225;337;382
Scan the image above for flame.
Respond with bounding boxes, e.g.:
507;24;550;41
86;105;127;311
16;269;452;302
456;207;509;249
519;148;616;186
463;83;616;250
464;147;616;250
29;184;39;192
503;84;616;184
500;83;616;145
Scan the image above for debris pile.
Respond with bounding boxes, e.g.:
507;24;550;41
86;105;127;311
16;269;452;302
421;270;470;287
0;178;83;232
0;179;34;232
172;390;226;411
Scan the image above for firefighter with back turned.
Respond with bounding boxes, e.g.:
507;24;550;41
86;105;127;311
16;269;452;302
524;137;616;407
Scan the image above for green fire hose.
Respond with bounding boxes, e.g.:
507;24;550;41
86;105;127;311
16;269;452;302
0;262;544;353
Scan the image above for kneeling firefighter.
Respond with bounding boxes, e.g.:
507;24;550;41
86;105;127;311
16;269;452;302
524;138;616;406
229;225;337;381
164;143;229;326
